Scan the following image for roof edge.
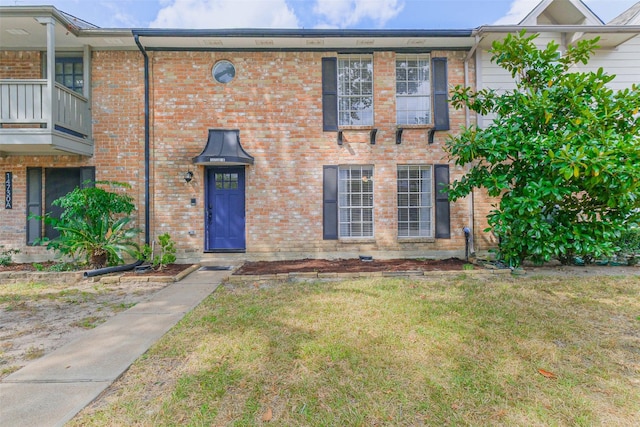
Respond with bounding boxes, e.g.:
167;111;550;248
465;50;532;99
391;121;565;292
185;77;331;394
132;28;473;38
474;24;640;35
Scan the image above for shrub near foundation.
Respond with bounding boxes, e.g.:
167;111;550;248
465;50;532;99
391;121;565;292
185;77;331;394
141;233;177;271
446;31;640;267
34;181;140;269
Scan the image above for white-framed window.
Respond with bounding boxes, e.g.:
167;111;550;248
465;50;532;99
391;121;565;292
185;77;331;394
397;165;432;237
338;55;373;126
396;54;431;125
339;165;374;238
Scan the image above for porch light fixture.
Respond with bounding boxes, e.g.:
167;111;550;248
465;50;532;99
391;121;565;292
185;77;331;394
337;130;344;145
395;128;404;144
184;171;194;183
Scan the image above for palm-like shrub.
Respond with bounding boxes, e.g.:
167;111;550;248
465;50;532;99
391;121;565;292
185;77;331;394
38;181;141;269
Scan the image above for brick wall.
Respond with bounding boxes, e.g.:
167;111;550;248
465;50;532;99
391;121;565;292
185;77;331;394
147;49;489;260
0;50;145;262
1;47;497;263
0;51;41;78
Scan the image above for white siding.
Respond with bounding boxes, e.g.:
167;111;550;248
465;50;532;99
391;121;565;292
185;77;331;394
476;32;639;128
578;35;640;90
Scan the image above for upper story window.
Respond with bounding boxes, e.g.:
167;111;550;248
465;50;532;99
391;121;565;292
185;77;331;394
338;55;373;126
396;54;431;125
55;57;83;93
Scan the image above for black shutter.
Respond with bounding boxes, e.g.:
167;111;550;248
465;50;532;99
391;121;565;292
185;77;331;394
80;167;95;188
322;57;338;131
26;168;42;245
323;165;338;239
432;58;449;131
434;164;450;239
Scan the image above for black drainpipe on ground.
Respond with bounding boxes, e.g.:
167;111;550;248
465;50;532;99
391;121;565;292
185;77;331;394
134;34;151;246
84;259;144;278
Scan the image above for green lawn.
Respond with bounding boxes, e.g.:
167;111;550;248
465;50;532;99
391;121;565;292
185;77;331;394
72;274;640;426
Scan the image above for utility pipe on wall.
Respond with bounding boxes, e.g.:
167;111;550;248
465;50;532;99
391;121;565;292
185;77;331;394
134;35;151;246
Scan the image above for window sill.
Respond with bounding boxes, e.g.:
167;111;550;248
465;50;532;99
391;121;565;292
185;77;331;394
338;238;376;244
396;124;434;130
398;237;436;243
338;126;374;131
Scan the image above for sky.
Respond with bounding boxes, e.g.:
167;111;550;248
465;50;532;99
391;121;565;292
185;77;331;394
1;0;638;29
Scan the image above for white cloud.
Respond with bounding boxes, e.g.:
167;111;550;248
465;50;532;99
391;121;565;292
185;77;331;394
313;0;404;28
150;0;300;28
493;0;539;25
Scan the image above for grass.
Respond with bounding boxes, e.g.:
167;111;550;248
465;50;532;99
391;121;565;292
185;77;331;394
23;345;45;360
0;282;107;305
70;274;640;426
70;316;105;329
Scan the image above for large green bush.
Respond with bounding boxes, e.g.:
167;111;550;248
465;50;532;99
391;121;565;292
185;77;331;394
446;31;640;266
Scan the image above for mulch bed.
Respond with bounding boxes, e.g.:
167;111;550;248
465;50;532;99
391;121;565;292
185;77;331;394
233;257;467;275
2;259;469;277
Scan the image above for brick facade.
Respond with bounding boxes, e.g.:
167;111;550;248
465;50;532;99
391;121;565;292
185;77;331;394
1;46;498;263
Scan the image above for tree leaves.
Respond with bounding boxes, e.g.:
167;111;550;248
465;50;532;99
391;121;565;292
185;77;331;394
446;32;640;267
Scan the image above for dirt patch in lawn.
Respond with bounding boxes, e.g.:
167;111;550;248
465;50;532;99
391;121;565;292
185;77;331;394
0;264;194;379
234;257;469;275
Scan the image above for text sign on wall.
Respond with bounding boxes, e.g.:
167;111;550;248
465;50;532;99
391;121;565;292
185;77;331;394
5;172;12;209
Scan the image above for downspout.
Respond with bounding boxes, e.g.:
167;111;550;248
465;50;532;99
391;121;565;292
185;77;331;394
134;34;151;246
463;35;481;255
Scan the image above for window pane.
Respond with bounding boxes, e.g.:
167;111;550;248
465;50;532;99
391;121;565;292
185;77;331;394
338;55;373;126
396;54;431;125
397;165;433;237
338;165;374;238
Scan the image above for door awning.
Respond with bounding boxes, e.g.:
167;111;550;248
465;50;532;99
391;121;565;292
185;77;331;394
192;129;254;165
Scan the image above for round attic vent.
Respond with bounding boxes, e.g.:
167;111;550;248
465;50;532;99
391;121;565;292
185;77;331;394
212;60;236;84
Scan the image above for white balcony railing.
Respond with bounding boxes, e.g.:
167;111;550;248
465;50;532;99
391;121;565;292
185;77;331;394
0;79;91;139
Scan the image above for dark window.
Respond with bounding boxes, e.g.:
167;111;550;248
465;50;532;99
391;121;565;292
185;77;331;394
26;167;95;244
55;57;83;93
215;173;239;190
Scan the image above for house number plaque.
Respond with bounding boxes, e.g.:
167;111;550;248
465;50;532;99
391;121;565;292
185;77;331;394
5;172;12;209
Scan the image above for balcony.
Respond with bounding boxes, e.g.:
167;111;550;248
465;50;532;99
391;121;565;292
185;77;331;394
0;79;93;156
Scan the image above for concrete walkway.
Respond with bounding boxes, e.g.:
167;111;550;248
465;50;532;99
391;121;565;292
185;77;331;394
0;268;232;427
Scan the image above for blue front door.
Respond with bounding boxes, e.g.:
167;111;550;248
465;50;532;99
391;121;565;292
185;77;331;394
206;167;246;251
